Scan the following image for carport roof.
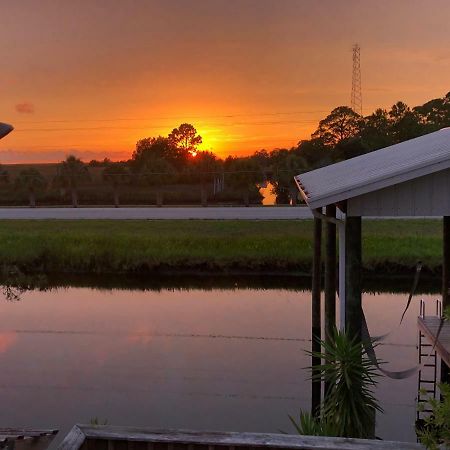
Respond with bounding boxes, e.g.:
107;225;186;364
295;128;450;209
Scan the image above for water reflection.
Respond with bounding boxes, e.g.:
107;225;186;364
0;277;441;445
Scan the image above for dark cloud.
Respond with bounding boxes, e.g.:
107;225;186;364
15;102;35;114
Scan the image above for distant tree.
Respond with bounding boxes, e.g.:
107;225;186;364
360;108;392;150
132;136;187;171
55;155;90;208
138;156;175;206
0;164;9;186
190;151;222;206
388;101;423;143
168;123;202;156
312;106;362;147
271;153;308;205
295;138;332;170
89;157;111;167
102;162;129;207
224;157;264;206
333;136;370;163
15;168;47;208
414;92;450;132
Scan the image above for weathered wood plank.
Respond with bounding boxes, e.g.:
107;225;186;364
418;316;450;367
76;425;423;450
58;426;86;450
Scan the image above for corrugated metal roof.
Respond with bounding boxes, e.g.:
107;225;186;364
295;128;450;209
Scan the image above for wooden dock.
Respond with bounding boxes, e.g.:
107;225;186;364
0;428;58;450
58;425;423;450
417;316;450;367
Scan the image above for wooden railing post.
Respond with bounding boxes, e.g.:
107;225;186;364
442;216;450;383
324;204;336;397
311;210;322;416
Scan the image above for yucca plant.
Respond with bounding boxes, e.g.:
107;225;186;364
315;329;382;438
291;328;382;439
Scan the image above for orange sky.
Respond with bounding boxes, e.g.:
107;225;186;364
0;0;449;163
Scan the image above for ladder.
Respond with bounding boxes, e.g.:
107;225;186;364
416;299;440;422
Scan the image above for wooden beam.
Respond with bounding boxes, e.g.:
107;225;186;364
442;216;450;383
75;425;424;450
311;211;322;416
345;216;362;341
324;205;336;397
325;204;337;338
338;219;346;330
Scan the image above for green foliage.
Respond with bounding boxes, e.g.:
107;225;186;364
224;156;264;189
291;329;381;439
444;306;450;321
0;164;9;185
89;417;108;426
0;218;443;275
417;383;450;449
288;411;338;437
15;168;47;192
271;153;307;204
55;155;90;188
102;162;130;186
189;151;221;184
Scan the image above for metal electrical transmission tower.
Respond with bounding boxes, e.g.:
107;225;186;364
351;44;362;115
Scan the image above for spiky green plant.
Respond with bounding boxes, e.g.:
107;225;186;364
288;411;338;437
417;383;450;449
293;328;382;439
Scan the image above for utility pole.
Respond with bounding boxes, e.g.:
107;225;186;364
351;44;362;116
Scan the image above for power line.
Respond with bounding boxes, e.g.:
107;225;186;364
14;119;319;133
12;110;331;125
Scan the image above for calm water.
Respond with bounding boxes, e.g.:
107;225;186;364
0;279;440;444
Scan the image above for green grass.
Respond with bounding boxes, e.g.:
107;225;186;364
0;219;443;275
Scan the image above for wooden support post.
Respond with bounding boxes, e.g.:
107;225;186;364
311;210;322;416
338;218;346;330
324;204;336;397
442;216;450;383
345;216;362;341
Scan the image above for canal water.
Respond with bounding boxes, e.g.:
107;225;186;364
0;277;440;444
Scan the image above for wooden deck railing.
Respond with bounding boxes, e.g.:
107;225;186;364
58;425;423;450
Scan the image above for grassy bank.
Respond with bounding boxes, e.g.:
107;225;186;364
0;219;442;275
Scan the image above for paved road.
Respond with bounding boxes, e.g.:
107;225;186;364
0;206;313;220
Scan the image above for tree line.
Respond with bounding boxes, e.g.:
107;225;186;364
1;91;448;207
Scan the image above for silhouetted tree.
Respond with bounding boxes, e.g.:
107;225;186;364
225;157;264;206
271;153;307;205
168;123;202;156
102;162;130;207
388;101;423;143
190;151;221;206
138;156;175;206
15;168;47;208
0;165;9;185
295;138;331;169
360;108;392;150
414;92;450;132
55;155;90;207
132;136;187;171
312;106;362;147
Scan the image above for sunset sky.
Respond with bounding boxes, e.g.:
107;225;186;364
0;0;449;163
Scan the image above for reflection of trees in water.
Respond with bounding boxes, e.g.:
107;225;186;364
1;267;48;301
0;268;442;299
